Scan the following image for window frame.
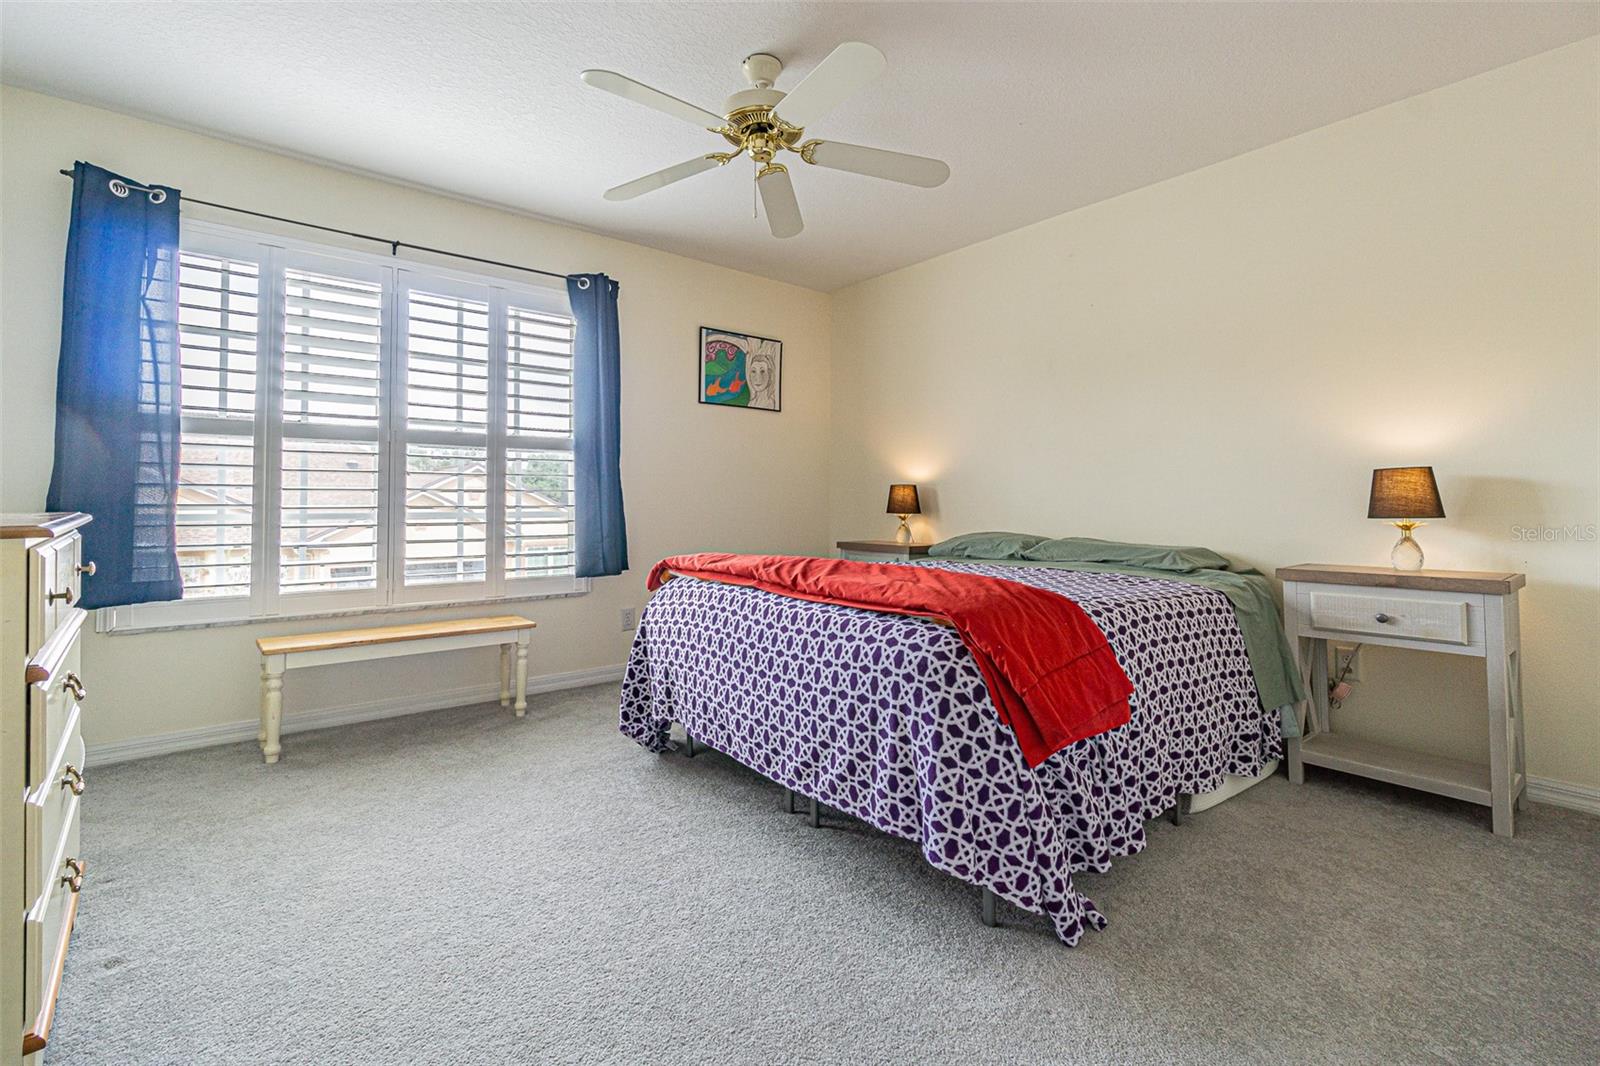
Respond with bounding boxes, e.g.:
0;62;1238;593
100;220;587;634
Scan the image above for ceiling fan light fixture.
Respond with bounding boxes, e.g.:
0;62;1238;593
742;52;782;90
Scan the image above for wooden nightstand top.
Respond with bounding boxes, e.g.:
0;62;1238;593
1275;563;1525;596
836;540;931;557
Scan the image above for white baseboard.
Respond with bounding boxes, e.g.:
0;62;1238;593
88;664;626;766
83;676;1600;819
1527;775;1600;817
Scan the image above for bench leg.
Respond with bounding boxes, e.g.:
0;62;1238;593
261;655;285;764
257;664;269;751
499;644;512;708
513;634;529;717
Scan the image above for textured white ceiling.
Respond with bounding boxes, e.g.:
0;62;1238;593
3;2;1595;291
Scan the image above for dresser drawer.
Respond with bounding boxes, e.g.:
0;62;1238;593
30;537;61;649
22;853;83;1057
29;530;86;651
29;636;85;788
55;529;85;607
25;722;85;912
1307;589;1473;646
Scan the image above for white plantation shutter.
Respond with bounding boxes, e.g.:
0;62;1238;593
174;248;259;599
405;289;490;432
507;306;574;437
505;304;576;581
398;280;492;596
278;262;385;599
506;449;575;578
405;444;489;585
110;221;582;632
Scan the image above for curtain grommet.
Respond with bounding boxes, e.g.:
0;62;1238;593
108;179;131;198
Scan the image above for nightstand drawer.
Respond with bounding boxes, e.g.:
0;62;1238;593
1307;589;1472;645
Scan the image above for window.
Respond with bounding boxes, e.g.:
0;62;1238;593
105;222;583;630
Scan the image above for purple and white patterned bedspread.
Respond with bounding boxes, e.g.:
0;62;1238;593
618;562;1281;945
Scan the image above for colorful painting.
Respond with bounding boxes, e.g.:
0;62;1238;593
700;327;781;412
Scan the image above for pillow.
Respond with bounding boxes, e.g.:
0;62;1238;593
1021;537;1231;573
926;531;1049;560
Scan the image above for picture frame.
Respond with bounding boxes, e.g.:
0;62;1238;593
699;326;782;412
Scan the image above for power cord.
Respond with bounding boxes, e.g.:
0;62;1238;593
1328;643;1364;709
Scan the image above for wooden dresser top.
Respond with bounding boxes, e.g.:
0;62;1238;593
0;512;91;541
1276;563;1525;595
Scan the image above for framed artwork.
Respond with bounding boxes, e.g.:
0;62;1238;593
699;326;781;412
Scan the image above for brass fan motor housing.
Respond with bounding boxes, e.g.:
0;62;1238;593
718;106;805;163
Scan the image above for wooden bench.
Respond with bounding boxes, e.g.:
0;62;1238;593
254;615;536;764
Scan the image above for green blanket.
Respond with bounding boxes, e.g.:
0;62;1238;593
911;556;1307;736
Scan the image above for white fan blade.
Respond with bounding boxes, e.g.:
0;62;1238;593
580;70;726;130
604;155;725;201
773;42;886;129
802;141;950;188
756;165;803;238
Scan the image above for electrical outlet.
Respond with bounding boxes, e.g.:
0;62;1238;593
1332;642;1362;683
620;607;637;632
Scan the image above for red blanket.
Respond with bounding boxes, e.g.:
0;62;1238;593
646;554;1134;767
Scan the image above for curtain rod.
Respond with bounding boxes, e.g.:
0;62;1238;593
58;167;571;283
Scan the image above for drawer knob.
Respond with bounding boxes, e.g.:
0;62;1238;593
61;764;85;797
64;672;87;701
62;858;84;894
77;560;97;577
1374;613;1394;624
47;587;76;605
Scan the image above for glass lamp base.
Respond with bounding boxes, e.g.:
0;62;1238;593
894;519;912;545
1390;526;1424;571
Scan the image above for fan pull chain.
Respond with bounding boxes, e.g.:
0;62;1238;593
752;159;758;219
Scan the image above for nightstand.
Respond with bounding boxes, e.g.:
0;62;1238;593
1277;564;1527;837
836;540;931;562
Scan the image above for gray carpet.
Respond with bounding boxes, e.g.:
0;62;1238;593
46;684;1600;1065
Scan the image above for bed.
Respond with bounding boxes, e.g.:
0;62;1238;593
618;557;1287;945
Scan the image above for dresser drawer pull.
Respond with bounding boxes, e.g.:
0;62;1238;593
62;858;84;894
47;587;76;606
76;560;97;576
64;673;87;701
1373;613;1394;624
61;764;85;796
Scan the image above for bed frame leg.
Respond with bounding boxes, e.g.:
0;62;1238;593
808;795;820;828
785;788;796;814
981;888;998;927
1169;793;1190;826
684;732;697;758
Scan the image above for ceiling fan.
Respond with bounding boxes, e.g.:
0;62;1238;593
580;42;950;238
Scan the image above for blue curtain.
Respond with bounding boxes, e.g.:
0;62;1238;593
46;162;184;609
566;273;628;578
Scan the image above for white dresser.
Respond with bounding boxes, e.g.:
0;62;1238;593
1;513;92;1065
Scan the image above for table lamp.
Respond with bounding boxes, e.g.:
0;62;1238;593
1368;466;1445;571
886;483;920;545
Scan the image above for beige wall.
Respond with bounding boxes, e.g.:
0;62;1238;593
3;41;1597;793
829;41;1599;790
0;88;833;750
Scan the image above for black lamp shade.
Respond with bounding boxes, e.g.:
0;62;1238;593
886;483;921;516
1368;467;1445;520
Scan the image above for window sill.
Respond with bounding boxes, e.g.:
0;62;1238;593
96;582;590;635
